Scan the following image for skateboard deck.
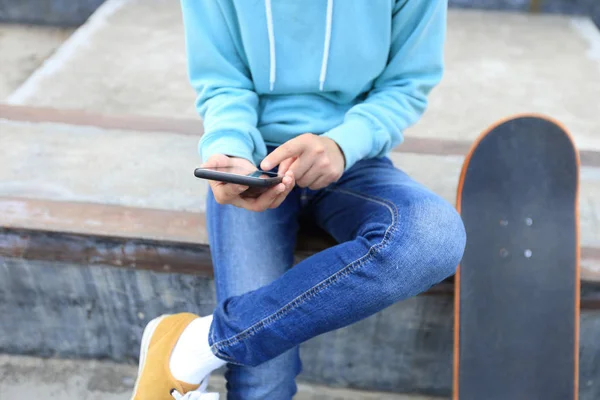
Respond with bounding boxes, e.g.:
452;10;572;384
453;115;580;400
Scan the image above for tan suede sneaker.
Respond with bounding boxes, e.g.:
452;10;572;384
130;313;217;400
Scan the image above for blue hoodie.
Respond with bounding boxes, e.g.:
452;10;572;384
181;0;446;170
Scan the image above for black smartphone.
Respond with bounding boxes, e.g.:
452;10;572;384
194;166;283;198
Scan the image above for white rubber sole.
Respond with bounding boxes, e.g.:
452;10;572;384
130;314;168;400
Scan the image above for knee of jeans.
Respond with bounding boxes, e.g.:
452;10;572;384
382;196;466;290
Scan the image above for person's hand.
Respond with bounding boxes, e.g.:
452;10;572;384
260;134;345;190
203;154;294;211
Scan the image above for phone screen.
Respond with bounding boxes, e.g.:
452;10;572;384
200;166;279;178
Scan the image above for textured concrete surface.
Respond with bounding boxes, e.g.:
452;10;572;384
7;0;196;118
0;119;205;213
1;0;598;27
0;257;456;397
415;10;600;148
0;0;105;26
450;0;600;27
0;23;72;99
0;258;600;400
6;1;600;150
0;355;440;400
0;257;598;398
1;119;599;252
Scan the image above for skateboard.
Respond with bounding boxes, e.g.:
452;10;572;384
453;115;580;400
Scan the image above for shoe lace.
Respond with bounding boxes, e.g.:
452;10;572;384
170;377;219;400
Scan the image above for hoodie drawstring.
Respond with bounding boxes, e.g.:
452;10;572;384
265;0;277;91
264;0;333;92
319;0;333;91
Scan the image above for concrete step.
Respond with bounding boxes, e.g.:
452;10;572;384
1;106;599;398
6;1;600;149
0;355;440;400
0;23;73;100
2;3;599;395
7;0;197;119
1;105;599;280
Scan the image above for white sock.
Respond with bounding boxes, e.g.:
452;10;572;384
169;315;226;384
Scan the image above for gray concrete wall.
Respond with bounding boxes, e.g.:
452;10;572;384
1;1;598;28
0;0;105;26
1;253;599;398
449;0;600;25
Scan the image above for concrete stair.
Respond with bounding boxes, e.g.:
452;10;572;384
6;0;600;147
0;24;73;99
2;1;600;397
1;105;600;399
1;105;599;280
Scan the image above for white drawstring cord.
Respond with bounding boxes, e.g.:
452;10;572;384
319;0;333;91
265;0;276;91
265;0;333;92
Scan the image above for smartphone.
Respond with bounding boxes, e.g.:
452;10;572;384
194;166;283;198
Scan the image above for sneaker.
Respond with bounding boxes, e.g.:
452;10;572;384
130;313;219;399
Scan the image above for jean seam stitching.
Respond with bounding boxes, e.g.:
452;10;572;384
209;320;216;347
214;349;242;364
210;187;398;353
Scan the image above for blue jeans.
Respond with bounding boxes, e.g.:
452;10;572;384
206;157;466;399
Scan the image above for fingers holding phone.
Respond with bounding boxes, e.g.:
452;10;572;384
230;171;294;211
200;154;250;203
197;154;295;211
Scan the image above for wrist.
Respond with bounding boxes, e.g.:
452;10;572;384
323;118;373;171
322;136;346;171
